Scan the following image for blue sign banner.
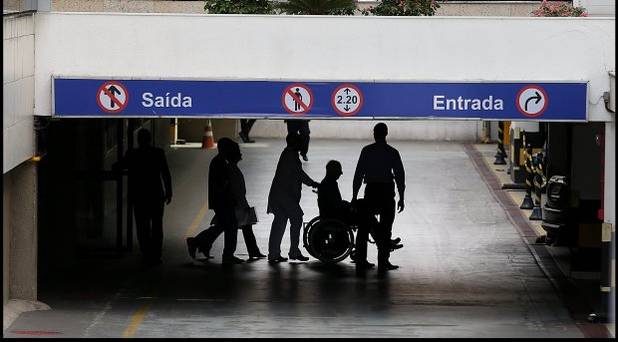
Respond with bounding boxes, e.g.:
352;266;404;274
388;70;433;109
53;78;588;121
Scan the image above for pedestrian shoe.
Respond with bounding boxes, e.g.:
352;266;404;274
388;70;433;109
391;237;401;245
390;243;403;251
268;256;288;264
301;154;309;162
186;237;197;259
222;256;245;264
288;253;309;261
239;131;250;143
249;252;267;260
385;262;399;270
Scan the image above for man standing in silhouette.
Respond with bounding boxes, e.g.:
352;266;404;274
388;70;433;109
113;129;172;266
353;123;405;276
285;119;311;161
267;134;319;263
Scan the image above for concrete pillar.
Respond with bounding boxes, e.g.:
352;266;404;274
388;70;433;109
4;161;38;302
604;121;615;325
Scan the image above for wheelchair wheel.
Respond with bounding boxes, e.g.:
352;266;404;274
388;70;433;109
303;217;355;264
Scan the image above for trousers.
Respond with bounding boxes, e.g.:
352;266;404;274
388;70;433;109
134;200;165;261
268;205;303;259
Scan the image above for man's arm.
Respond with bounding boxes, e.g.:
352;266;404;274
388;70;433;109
295;157;318;188
160;150;173;205
112;151;130;172
352;148;366;200
393;149;406;212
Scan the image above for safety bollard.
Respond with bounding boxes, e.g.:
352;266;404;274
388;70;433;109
494;121;507;165
520;143;534;209
529;152;546;220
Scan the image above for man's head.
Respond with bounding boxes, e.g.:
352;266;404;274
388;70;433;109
325;160;343;180
137;129;152;148
373;122;388;142
286;133;301;152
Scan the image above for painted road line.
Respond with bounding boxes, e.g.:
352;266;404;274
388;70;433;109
122;303;150;338
121;203;209;337
184;201;209;238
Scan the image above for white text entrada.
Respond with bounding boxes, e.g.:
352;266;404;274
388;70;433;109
433;95;503;111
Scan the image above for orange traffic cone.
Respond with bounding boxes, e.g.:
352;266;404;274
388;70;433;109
202;120;215;149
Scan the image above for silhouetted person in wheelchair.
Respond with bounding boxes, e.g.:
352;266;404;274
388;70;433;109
353;122;405;276
317;160;402;274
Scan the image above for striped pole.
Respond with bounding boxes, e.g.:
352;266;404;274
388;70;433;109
520;140;534;209
494;121;507;165
529;152;544;220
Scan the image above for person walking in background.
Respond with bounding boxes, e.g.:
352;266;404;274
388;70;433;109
186;138;266;261
239;119;256;143
353;123;406;276
267;134;319;264
113;128;172;266
285;119;311;161
205;138;246;264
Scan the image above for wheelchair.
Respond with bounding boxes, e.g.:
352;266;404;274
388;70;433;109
302;216;363;264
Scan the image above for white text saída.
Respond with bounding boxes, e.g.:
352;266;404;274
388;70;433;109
142;92;193;108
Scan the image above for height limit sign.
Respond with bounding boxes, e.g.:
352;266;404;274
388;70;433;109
332;84;363;116
282;84;313;115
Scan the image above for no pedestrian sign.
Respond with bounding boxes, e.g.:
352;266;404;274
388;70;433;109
97;81;128;113
53;78;587;121
282;84;313;115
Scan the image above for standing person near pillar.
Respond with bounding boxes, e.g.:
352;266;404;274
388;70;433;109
285;119;311;161
239;119;256;143
267;134;319;264
353;122;406;276
113;129;172;266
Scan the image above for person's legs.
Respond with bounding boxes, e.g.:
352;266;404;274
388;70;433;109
268;213;288;259
288;210;304;258
215;209;238;259
194;224;225;257
133;204;151;260
299;121;310;157
150;201;165;262
241;224;263;257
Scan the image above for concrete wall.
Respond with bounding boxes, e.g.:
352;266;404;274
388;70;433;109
33;14;615;142
3;163;38;303
3;12;36;173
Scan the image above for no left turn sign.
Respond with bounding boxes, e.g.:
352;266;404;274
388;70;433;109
97;81;128;113
282;84;313;115
332;84;363;116
516;85;548;117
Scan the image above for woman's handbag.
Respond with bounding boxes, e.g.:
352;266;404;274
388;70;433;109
234;206;258;226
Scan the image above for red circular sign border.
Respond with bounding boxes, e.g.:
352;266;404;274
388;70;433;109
281;84;314;116
96;81;129;114
516;85;549;118
331;83;364;117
